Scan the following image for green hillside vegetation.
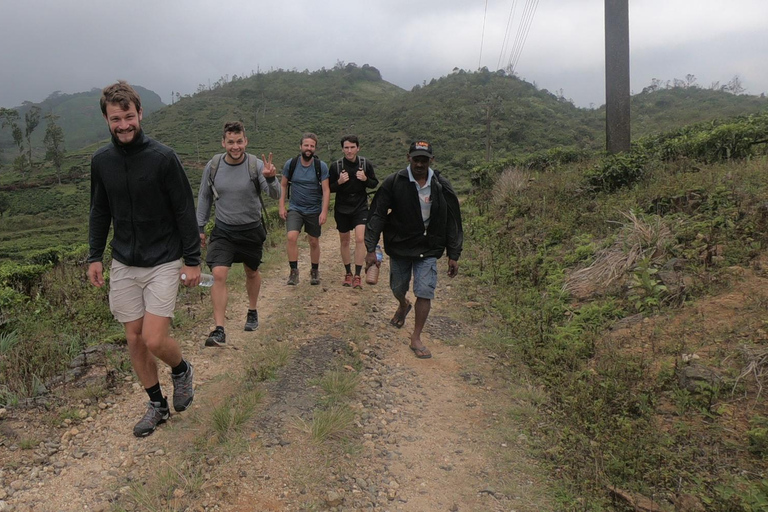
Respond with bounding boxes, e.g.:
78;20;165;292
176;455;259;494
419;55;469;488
461;114;768;509
0;85;163;161
0;66;766;263
2;68;768;508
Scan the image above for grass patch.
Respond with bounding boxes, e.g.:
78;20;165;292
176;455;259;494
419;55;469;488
210;389;263;443
315;370;360;406
127;460;206;512
305;405;356;442
247;344;291;383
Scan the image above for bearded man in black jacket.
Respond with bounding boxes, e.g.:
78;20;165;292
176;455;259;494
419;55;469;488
87;81;200;437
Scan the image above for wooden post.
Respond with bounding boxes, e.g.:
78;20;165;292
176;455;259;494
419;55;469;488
605;0;630;153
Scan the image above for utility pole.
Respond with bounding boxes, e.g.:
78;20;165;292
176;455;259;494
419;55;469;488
605;0;630;153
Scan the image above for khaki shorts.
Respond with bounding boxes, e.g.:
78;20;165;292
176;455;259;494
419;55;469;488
108;259;182;323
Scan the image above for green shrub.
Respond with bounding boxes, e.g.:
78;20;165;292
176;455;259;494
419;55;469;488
584;151;648;193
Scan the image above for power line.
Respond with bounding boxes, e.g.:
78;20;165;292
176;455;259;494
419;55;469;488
479;0;489;68
507;0;540;73
512;0;539;72
497;0;519;70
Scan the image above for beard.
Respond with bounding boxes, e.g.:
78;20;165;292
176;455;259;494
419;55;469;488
112;126;139;145
302;149;315;160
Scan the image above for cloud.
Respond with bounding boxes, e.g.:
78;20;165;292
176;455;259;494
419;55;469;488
1;0;767;109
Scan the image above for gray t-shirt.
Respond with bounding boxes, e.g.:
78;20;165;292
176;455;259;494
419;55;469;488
283;158;329;215
197;154;280;230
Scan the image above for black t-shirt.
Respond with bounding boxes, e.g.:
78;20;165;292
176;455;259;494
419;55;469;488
328;156;379;214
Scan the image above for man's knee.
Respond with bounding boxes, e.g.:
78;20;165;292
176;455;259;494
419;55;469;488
308;236;320;248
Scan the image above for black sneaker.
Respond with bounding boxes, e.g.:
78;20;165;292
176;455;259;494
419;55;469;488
205;327;226;347
244;309;259;331
287;268;299;285
310;268;320;285
133;400;170;437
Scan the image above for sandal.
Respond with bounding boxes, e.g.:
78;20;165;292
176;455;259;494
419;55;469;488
410;345;432;359
389;302;412;329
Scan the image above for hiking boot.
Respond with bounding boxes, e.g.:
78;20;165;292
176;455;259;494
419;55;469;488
287;268;299;285
342;273;353;287
244;309;259;331
171;362;195;412
205;327;226;347
352;275;363;289
310;269;320;285
133;400;170;437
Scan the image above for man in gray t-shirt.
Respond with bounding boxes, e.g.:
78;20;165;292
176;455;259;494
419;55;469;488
196;121;280;346
278;132;330;286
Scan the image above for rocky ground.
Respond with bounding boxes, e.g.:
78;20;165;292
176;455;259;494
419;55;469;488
0;232;553;511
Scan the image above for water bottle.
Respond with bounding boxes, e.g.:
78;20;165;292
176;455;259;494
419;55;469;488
365;245;383;285
181;272;214;287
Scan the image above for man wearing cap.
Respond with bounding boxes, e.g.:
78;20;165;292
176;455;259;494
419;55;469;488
364;141;463;359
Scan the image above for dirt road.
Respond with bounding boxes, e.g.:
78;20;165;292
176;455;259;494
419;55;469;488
0;230;553;511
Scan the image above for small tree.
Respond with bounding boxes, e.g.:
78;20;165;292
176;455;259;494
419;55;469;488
724;75;745;95
0;193;9;218
43;112;66;184
24;105;41;170
0;108;25;172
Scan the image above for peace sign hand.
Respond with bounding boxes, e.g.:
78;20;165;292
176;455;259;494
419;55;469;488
261;153;277;178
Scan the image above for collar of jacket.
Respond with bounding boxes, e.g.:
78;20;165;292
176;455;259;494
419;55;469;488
111;130;150;154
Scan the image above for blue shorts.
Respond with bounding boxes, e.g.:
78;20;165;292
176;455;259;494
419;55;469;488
389;257;437;300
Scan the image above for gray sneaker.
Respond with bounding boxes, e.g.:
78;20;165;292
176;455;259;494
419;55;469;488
244;309;259;331
171;362;194;412
310;268;320;285
287;268;299;285
133;400;170;437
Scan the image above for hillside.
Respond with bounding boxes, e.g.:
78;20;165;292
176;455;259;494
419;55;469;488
3;65;766;185
0;85;164;160
0;66;766;263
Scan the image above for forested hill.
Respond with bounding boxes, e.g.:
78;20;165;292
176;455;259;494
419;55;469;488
2;64;767;182
140;65;768;181
0;86;163;155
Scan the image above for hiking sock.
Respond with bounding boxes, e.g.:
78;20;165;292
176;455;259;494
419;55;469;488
311;263;319;271
171;359;189;376
344;263;351;274
354;264;362;276
145;383;167;407
289;261;298;270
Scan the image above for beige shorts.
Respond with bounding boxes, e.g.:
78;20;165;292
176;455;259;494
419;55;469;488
108;259;182;323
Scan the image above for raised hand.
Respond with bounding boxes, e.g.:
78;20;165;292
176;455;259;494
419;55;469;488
261;153;277;178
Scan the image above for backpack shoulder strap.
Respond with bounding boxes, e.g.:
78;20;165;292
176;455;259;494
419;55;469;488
313;156;322;183
359;157;366;171
207;154;224;201
245;154;262;194
286;155;301;182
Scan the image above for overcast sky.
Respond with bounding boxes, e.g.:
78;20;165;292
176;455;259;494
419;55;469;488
2;0;767;109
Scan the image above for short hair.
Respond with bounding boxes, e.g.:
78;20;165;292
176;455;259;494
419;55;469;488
340;134;359;148
222;121;245;139
100;80;142;115
300;132;318;146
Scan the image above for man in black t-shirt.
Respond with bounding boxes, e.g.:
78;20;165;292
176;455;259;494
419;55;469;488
328;135;378;288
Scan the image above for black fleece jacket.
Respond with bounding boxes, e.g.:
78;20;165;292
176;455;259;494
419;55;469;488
365;168;463;261
88;131;201;267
